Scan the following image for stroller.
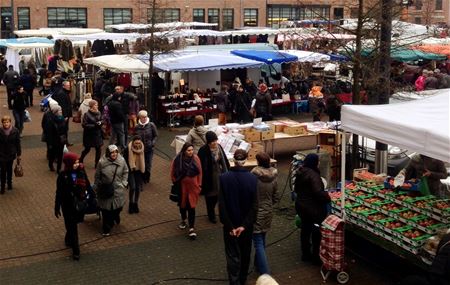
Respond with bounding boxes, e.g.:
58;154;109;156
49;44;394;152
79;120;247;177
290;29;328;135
319;214;349;284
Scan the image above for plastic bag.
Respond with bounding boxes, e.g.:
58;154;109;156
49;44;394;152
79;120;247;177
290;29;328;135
24;110;31;122
419;176;431;196
63;144;69;153
394;173;405;187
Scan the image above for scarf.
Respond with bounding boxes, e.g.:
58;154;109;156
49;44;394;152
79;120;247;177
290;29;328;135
128;141;145;173
2;126;13;136
138;117;149;126
173;154;200;181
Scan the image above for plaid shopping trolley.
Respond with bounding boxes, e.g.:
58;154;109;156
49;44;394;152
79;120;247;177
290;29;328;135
319;214;349;284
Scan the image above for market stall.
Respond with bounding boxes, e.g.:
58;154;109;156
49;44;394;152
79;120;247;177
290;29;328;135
337;90;450;264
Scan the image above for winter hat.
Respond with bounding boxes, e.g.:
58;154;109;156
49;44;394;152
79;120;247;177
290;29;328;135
303;153;319;172
63;152;79;171
138;110;148;118
205;131;218;144
259;83;268;93
108;144;119;153
234;149;248;161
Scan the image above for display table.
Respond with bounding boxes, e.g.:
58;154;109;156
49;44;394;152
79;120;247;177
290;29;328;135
165;108;217;127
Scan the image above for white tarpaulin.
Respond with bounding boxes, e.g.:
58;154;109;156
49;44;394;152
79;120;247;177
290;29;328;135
14;28;103;37
341;89;450;162
83;51;263;73
283;50;331;62
52;32;142;42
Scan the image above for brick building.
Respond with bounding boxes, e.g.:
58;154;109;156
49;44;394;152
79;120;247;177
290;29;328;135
0;0;449;38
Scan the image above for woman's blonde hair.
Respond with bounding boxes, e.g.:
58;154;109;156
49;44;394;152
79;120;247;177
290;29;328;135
1;115;12;123
256;274;279;285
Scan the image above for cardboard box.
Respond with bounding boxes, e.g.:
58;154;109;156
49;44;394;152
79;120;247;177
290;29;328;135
283;124;308;136
261;130;274;140
272;122;286;133
244;130;261;142
248;142;264;160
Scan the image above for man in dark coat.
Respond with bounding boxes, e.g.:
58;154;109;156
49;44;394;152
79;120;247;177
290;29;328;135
198;131;230;223
2;65;20;109
294;153;331;264
219;149;257;285
52;81;73;145
107;93;126;151
112;85;137;146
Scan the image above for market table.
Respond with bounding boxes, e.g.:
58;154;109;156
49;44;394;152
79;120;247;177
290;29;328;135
165;108;217;128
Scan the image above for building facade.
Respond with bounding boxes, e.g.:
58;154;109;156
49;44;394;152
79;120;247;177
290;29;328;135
1;0;449;38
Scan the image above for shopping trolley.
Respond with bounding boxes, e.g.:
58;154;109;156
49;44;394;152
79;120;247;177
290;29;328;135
319;214;349;284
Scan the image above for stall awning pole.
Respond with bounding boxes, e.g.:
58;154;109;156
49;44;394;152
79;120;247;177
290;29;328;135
341;132;347;221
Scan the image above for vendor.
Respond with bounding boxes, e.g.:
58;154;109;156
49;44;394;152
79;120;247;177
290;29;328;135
398;154;448;198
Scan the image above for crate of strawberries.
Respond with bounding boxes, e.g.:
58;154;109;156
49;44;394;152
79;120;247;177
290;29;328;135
393;226;431;247
428;199;450;217
411;216;447;234
376;218;406;235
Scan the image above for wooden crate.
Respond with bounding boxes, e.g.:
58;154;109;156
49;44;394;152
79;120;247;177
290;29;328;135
261;130;275;140
283;124;308;136
248;142;264;160
244;130;261;142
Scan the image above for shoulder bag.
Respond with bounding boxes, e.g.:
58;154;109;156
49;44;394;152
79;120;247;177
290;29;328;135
97;165;118;199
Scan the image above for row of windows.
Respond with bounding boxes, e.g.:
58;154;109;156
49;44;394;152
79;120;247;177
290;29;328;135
1;7;261;31
415;0;443;11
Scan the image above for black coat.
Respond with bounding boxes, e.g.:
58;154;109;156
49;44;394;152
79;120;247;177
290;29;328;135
134;122;158;150
198;144;230;196
429;233;450;285
0;127;21;162
43;114;68;147
52;88;73;118
82;110;103;148
294;166;330;224
12;90;27;112
107;98;125;124
55;169;90;223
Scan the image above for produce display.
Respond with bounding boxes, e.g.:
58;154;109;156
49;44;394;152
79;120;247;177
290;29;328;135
331;175;450;259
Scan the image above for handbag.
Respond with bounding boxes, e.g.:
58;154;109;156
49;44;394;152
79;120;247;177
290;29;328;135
97;165;119;199
14;159;24;177
73;195;88;213
169;181;181;203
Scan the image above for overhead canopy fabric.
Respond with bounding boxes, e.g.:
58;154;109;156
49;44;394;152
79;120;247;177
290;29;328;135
360;48;447;62
412;45;450;59
52;32;142;42
283;50;330;62
0;37;54;49
230;50;298;64
341;89;450;162
83;51;263;73
14;28;103;37
105;22;218;30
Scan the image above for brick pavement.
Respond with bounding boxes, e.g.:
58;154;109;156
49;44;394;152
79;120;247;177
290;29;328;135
0;86;398;284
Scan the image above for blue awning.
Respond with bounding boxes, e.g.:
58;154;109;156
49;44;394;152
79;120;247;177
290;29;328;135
230;50;298;64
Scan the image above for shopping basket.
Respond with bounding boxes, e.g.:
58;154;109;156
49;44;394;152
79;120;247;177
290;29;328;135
319;214;349;284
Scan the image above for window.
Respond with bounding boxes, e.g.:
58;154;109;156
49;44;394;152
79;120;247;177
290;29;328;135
208;9;219;30
1;7;12;38
193;9;205;22
267;5;331;28
243;9;258;27
334;8;344;20
149;8;180;23
17;7;30;30
222;9;234;30
104;8;132;27
435;0;443;10
415;0;423;10
48;8;87;28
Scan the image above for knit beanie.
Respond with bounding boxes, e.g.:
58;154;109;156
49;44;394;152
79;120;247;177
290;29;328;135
205;131;218;144
63;152;79;171
303;153;319;172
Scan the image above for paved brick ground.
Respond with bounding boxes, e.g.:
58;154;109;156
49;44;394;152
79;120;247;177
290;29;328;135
0;86;399;284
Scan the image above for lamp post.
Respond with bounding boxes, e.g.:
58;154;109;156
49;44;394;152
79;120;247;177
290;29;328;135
10;0;14;38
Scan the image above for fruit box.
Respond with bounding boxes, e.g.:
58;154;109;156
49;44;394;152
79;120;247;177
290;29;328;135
411;216;447;235
392;191;415;205
360;195;385;208
393;238;419;255
393;226;431;247
378;201;405;216
428;199;450;217
396;210;424;224
373;188;396;199
366;212;388;226
403;196;435;215
377;218;406;235
356;181;382;192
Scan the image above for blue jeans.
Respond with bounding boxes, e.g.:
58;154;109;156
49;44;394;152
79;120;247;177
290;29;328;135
252;232;270;274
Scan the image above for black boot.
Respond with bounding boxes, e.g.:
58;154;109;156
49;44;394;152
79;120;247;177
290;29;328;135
134;203;139;214
128;203;134;214
7;182;12;190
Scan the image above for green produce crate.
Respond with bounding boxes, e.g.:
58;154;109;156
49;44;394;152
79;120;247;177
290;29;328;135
393;226;431;247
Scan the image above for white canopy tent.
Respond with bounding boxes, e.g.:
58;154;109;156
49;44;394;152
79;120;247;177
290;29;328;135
14;28;103;37
105;22;218;30
341;90;450;163
283;50;331;62
339;90;450;221
83;50;263;73
52;32;143;43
